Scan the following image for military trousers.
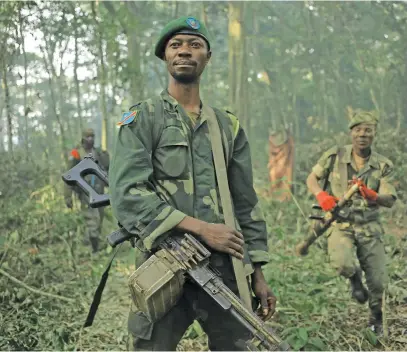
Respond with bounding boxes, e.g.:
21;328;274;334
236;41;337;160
81;203;104;241
327;221;388;310
127;252;254;351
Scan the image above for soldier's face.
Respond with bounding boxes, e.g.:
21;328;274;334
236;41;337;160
351;123;376;150
164;34;211;84
83;135;95;148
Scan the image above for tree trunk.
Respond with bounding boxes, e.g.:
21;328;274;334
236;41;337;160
58;40;74;143
228;2;248;130
39;41;68;166
92;2;108;151
228;2;240;109
126;2;144;102
18;5;29;154
21;28;28;153
2;58;13;155
73;7;83;134
404;48;407;128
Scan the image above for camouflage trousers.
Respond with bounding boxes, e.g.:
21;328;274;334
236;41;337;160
127;252;253;351
81;203;104;241
327;221;388;310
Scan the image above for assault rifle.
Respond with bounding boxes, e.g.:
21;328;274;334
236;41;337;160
295;183;361;256
62;155;290;351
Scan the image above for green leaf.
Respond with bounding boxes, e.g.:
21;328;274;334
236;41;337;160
298;327;309;342
293;338;307;351
9;230;19;244
364;328;378;345
308;337;327;351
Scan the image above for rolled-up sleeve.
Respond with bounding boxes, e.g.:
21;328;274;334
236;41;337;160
311;147;338;180
109;105;186;251
379;162;397;199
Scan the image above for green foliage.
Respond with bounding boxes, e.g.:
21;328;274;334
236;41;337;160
1;134;407;350
1;2;407;349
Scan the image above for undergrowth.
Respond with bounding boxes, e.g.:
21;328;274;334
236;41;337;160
0;135;406;351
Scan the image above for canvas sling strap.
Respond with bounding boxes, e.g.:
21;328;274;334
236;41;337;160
337;147;348;195
203;104;253;310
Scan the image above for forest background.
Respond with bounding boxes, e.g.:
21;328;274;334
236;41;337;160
0;1;406;351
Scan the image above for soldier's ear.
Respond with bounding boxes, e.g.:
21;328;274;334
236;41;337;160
206;51;212;64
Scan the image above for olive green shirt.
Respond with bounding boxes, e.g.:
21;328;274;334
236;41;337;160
109;90;269;265
312;144;397;223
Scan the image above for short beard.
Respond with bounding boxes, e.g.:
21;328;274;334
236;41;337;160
171;71;199;84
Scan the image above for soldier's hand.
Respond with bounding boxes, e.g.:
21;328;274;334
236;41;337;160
350;176;378;201
252;267;277;321
198;223;244;260
315;191;337;211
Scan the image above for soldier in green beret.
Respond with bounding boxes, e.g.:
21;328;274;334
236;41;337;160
306;109;397;334
64;128;110;253
109;16;276;350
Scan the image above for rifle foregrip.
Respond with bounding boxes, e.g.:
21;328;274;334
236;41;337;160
107;228;135;247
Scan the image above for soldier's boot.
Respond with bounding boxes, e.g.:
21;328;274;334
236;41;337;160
90;237;99;253
349;271;368;304
368;306;383;336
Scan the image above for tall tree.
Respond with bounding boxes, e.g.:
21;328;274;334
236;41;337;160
91;1;108;151
228;1;248;130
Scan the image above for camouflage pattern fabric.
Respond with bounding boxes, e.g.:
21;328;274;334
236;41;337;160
326;221;387;310
311;144;396;311
109;90;269;265
109;90;270;350
127;252;253;351
312;144;396;223
81;204;104;240
348;109;379;130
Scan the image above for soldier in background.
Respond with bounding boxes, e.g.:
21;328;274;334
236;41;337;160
306;110;397;334
64;128;110;253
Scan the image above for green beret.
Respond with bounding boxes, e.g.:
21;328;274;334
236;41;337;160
348;110;379;130
155;16;211;60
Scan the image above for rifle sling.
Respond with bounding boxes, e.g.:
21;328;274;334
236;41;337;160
203;105;253;310
83;243;122;327
337;147;348;195
322;153;337;191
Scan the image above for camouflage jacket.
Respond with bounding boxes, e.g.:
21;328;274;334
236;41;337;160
64;146;110;203
109;90;269;266
312;144;397;223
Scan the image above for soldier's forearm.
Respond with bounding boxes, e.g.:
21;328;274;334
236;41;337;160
376;194;396;208
175;216;208;237
306;172;322;196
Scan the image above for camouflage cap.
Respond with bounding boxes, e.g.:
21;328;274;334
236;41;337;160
154;16;211;60
82;128;95;138
348;110;379;130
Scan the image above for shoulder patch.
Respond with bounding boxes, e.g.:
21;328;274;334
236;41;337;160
117;110;139;126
